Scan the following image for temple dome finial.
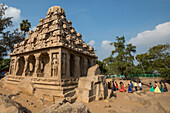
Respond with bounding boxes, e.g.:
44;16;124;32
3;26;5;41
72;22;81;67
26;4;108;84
47;6;65;16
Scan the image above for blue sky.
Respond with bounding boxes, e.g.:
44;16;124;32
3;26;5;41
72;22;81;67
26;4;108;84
1;0;170;61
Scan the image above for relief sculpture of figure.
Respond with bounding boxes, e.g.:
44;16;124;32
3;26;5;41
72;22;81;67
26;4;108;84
52;54;58;77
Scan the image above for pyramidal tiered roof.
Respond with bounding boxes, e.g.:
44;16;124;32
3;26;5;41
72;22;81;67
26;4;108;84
11;6;96;57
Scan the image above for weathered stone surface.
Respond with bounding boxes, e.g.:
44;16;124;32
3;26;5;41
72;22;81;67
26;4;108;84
135;100;166;113
87;64;101;78
0;95;30;113
18;78;34;96
40;102;90;113
126;91;169;113
76;64;108;103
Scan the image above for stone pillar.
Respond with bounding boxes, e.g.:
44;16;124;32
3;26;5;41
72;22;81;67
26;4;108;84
66;53;70;78
9;57;15;75
58;48;62;81
75;56;80;77
92;59;96;66
33;54;40;77
90;59;94;67
83;58;88;76
14;57;19;75
22;56;29;76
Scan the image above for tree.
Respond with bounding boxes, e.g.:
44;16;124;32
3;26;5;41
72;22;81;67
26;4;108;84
136;44;170;79
0;4;26;58
0;59;10;72
0;4;13;34
0;4;13;59
96;60;108;75
136;53;149;73
110;36;126;75
20;19;31;37
1;29;25;52
125;43;136;74
105;36;136;77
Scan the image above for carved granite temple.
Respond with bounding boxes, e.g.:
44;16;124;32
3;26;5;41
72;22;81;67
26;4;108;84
4;6;107;102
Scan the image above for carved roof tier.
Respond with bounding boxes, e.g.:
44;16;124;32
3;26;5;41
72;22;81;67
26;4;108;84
11;6;96;57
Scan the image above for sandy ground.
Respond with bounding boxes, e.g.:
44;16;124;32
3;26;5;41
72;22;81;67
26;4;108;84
0;77;169;113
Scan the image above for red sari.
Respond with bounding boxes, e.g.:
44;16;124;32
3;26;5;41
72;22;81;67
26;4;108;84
119;85;125;92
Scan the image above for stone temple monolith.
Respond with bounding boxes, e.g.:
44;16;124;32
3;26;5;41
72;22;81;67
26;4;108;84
3;6;107;102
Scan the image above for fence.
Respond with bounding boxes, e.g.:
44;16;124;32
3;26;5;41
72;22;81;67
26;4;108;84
129;74;160;77
106;74;160;78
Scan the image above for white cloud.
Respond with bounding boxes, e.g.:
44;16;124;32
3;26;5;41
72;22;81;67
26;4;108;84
101;40;113;50
96;40;114;60
128;22;170;53
4;5;21;22
87;40;95;46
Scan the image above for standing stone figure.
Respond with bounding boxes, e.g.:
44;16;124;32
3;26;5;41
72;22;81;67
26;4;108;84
52;54;58;77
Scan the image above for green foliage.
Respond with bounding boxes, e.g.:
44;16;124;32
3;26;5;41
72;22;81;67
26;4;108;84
103;36;136;77
0;4;13;59
96;60;107;74
1;29;25;52
0;59;10;72
0;4;30;59
20;19;31;36
0;4;13;33
135;44;170;79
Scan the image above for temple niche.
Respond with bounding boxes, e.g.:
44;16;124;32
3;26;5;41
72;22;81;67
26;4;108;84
5;6;97;101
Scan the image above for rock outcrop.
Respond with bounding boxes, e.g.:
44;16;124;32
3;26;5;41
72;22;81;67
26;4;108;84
76;64;108;103
18;78;34;96
41;99;90;113
125;91;168;113
0;94;30;113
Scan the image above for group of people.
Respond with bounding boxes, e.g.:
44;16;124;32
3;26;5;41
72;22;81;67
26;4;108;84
0;71;7;79
107;80;142;93
128;81;142;93
108;81;119;91
150;81;168;93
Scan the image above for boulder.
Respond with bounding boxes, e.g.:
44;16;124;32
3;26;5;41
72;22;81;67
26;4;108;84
18;78;34;96
41;102;90;113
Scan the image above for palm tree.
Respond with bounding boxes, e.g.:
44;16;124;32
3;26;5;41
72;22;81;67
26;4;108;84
20;19;31;37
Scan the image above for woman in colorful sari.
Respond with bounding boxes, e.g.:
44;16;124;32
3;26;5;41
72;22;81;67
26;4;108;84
154;82;161;93
128;84;133;93
163;82;168;92
115;81;119;90
119;82;125;92
150;83;155;92
159;82;164;92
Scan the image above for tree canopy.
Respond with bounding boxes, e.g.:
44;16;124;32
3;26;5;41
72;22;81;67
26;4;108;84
96;36;169;79
0;4;30;60
99;36;136;77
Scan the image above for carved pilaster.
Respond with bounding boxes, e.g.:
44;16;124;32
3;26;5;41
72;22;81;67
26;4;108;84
83;58;88;76
22;56;29;76
66;53;70;78
33;54;41;77
75;56;80;77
